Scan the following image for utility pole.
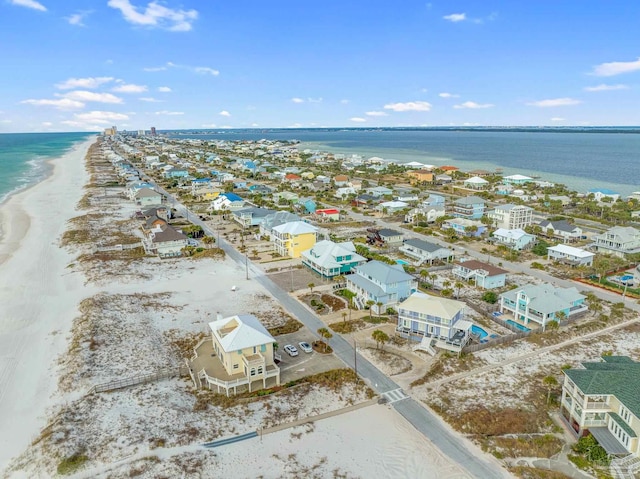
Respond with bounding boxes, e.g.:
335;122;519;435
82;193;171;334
245;248;249;280
353;339;358;384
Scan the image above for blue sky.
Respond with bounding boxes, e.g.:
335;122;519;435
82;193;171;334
1;0;639;132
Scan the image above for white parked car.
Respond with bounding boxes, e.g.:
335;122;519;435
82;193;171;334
298;342;313;353
284;344;298;357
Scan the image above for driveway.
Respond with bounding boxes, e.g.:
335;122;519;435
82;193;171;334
275;328;344;383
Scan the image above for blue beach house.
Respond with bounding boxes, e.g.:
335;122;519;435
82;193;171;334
300;240;367;278
346;260;418;313
453;196;486;220
499;283;587;330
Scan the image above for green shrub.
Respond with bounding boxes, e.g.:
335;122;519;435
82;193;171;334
481;291;498;304
57;453;88;475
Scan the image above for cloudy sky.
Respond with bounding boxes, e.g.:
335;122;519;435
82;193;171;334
1;0;639;132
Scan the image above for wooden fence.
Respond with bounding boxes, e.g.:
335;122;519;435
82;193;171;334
87;367;188;394
94;242;143;253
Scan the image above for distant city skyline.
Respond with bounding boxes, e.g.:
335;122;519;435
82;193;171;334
1;0;640;132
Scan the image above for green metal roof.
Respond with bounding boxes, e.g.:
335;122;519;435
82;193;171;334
609;413;637;438
564;356;640;419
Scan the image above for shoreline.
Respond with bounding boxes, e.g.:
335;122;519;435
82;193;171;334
296;140;640;197
0;136;96;473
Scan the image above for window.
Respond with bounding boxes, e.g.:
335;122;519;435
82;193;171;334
260;344;266;353
233;364;239;369
620;405;632;424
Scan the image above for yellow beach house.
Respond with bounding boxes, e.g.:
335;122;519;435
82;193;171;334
187;313;281;396
270;220;318;258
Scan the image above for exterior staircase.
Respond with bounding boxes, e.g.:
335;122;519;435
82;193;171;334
611;455;640;479
413;337;437;356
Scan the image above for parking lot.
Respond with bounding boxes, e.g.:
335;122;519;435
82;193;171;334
275;327;345;383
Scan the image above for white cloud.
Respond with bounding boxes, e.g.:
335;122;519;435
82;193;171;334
139;97;163;102
350;117;366;122
107;0;198;32
41;121;53;127
1;119;13;124
384;101;432;112
201;123;217;128
443;13;466;22
55;77;114;90
340;99;350;104
21;98;85;110
157;86;172;92
583;84;629;92
143;62;219;76
291;98;304;103
60;90;123;104
307;97;323;103
251;123;259;127
287;123;302;128
10;0;46;12
550;117;565;122
74;110;129;124
453;101;494;109
194;66;219;76
112;83;148;93
219;110;231;117
439;92;460;98
591;57;640;77
526;97;581;107
154;110;184;115
365;111;388;117
67;11;91;26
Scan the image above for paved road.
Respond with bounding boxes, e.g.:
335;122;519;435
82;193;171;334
144;188;508;479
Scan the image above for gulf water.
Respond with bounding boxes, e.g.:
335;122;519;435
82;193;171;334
0;132;92;203
169;129;640;196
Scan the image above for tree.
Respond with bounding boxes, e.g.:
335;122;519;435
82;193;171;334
341;311;347;324
429;273;437;288
376;301;383;315
442;280;451;290
372;329;389;350
420;269;429;286
454;281;464;299
555;311;567;323
308;282;315;293
317;327;333;352
543;375;559;404
366;299;375;318
481;291;498;304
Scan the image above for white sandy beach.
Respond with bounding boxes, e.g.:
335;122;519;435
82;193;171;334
0;137;95;472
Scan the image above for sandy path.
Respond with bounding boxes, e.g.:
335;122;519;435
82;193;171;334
0;137;95;472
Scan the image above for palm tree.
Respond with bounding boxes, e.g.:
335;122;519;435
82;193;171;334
543;375;559;404
442;280;451;290
372;329;390;350
317;327;333;352
454;281;464;299
308;282;315;293
341;311;347;324
429;273;437;288
419;269;429;287
366;299;375;318
376;301;383;316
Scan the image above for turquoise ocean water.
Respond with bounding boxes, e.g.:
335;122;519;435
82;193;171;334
168;129;640;196
0;132;92;204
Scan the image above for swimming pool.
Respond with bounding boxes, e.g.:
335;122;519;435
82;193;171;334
471;325;488;339
506;319;531;332
620;274;634;282
396;259;409;265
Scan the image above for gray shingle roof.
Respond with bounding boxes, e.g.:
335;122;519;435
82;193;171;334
403;238;443;253
353;260;414;284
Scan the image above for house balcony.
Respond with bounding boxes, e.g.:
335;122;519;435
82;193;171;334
585;401;610;410
569;304;589;315
452;267;474;280
187;339;280;396
582;419;608;427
